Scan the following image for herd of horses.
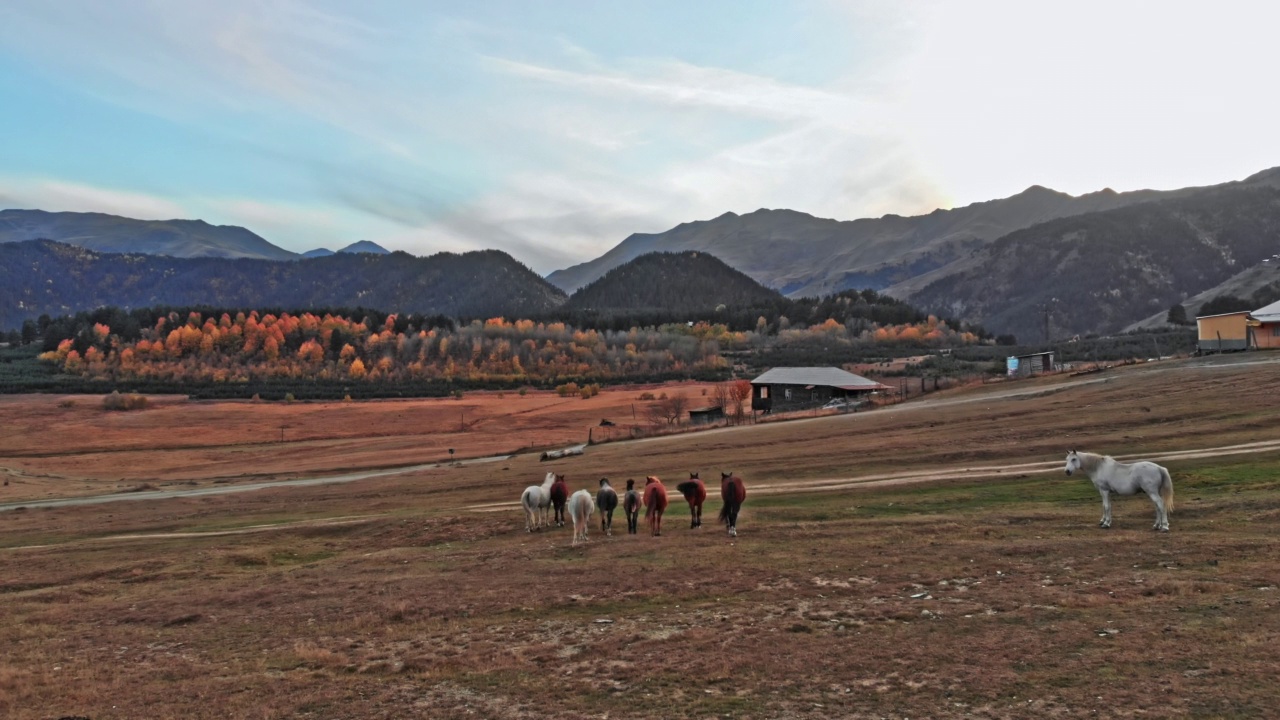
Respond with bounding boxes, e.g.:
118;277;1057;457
520;471;747;544
517;450;1177;544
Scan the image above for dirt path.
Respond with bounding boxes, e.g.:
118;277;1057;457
465;438;1280;510
0;452;512;513
2;516;380;551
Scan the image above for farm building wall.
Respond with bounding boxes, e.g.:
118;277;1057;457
1252;322;1280;349
1197;313;1250;351
751;383;871;413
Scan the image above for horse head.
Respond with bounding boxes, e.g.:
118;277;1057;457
599;477;611;488
626;479;635;490
1064;450;1080;476
721;471;732;481
555;474;566;483
645;475;661;486
689;471;699;480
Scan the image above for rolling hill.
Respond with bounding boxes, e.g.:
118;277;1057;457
564;251;784;313
0;209;297;260
0;240;566;329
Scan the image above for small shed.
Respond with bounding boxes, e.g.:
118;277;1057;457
688;406;726;426
1005;351;1055;377
1249;300;1280;349
1196;311;1251;352
750;367;888;414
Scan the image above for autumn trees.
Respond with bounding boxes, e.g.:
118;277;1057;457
37;303;989;394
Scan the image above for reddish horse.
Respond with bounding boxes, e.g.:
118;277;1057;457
675;472;708;529
719;472;746;537
643;476;668;536
549;474;569;527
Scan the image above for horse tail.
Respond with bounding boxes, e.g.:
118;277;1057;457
676;481;697;500
1160;466;1174;513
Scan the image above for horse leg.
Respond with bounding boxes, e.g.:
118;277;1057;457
1099;490;1112;529
1149;492;1169;532
729;503;739;537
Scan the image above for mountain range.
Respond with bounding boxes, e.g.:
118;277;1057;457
0;209;389;260
0;240;564;329
549;167;1280;338
9;166;1280;339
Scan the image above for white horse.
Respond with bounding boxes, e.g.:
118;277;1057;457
520;472;556;532
1064;450;1174;531
567;489;594;545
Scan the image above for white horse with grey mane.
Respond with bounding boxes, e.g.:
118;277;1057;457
1064;450;1173;531
567;489;594;545
520;472;556;532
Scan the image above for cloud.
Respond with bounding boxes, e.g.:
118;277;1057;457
485;55;875;124
0;177;189;219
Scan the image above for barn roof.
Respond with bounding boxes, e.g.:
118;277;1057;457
751;366;888;390
1251;299;1280;323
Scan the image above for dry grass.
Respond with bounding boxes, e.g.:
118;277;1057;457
2;354;1280;718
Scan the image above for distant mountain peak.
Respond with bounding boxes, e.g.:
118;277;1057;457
302;248;335;258
1017;184;1069;198
338;240;391;255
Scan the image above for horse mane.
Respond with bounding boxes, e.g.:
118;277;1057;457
541;472;557;489
1072;451;1106;472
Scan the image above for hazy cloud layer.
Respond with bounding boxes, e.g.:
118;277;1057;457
2;1;1279;272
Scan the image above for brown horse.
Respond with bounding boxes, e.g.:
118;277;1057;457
675;472;707;529
643;476;668;536
719;472;746;537
549;474;569;527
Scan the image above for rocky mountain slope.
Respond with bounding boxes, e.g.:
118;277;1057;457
904;186;1280;341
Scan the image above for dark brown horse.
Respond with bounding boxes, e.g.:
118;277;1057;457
623;479;641;534
596;478;619;536
549;474;569;527
719;472;746;537
675;472;708;529
643;476;668;536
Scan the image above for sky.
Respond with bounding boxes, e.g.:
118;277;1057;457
2;1;1278;273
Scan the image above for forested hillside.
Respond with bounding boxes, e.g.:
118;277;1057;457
0;240;566;329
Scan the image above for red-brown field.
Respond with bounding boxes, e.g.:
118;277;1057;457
3;354;1280;719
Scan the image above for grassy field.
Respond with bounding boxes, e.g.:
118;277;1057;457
3;354;1280;718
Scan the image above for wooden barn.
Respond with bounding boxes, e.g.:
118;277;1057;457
687;406;726;426
1248;299;1280;349
1196;311;1252;352
1005;351;1055;377
750;367;888;414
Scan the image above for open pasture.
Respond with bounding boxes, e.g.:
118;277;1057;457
3;354;1280;718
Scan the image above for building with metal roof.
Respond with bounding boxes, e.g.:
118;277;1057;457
1248;299;1280;349
750;367;888;414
